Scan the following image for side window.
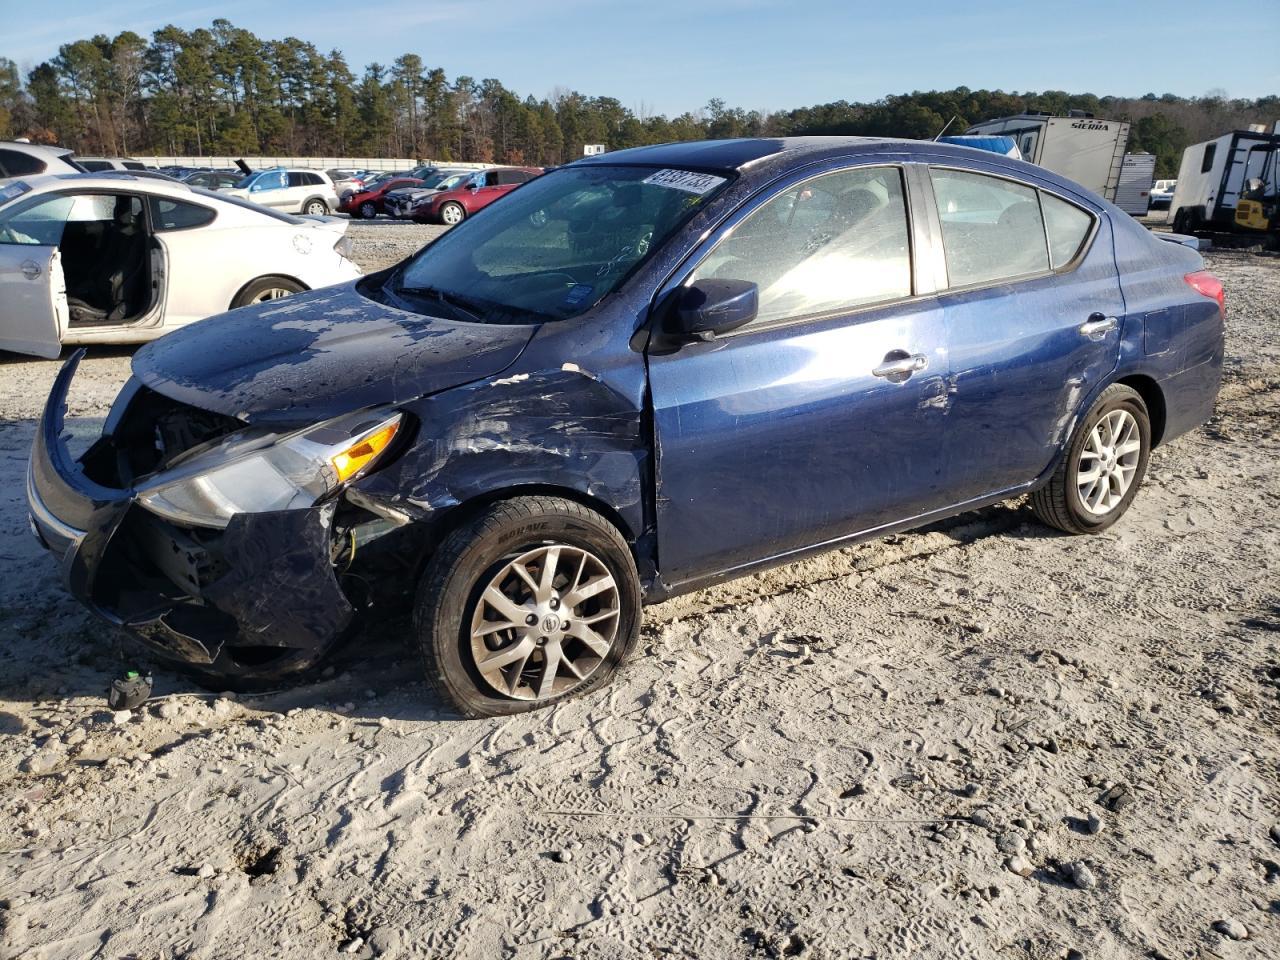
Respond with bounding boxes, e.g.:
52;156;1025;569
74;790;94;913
0;194;76;245
306;173;325;186
497;170;530;185
0;149;46;176
80;160;113;172
147;196;216;231
689;166;913;327
1041;193;1094;269
1201;144;1216;173
287;172;306;188
930;169;1049;286
250;170;287;192
485;171;501;187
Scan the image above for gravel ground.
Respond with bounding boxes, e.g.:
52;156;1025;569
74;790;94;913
0;229;1277;959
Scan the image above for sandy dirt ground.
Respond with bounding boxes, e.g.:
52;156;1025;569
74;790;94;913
0;229;1277;960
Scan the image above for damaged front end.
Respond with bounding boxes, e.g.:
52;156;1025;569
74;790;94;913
28;351;417;682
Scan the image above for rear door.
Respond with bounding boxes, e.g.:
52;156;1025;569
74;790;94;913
924;165;1124;502
647;162;955;585
0;192;72;358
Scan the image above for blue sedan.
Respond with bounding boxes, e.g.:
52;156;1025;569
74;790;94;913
29;137;1224;716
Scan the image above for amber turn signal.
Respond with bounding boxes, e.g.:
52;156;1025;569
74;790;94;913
332;420;400;483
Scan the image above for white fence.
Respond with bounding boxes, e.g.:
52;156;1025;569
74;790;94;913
132;156;495;172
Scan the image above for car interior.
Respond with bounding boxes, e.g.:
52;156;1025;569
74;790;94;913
57;195;154;326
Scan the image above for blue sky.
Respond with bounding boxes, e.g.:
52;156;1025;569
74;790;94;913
2;0;1275;115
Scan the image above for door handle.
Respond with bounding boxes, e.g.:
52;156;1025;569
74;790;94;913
872;351;929;383
1079;314;1118;339
20;259;41;280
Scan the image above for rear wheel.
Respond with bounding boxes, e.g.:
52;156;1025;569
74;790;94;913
440;202;466;225
304;199;329;215
1031;384;1151;535
232;276;306;308
414;496;641;717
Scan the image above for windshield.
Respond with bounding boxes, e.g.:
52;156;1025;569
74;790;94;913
420;171;463;189
385;164;730;323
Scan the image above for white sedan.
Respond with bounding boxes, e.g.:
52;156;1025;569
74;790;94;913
0;172;361;359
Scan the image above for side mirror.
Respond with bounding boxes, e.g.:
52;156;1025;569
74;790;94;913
670;279;758;341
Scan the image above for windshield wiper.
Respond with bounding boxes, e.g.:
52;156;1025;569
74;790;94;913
392;283;486;322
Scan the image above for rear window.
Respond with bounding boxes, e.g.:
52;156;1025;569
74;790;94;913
930;169;1049;286
1041;193;1093;269
148;195;216;231
0;149;46;177
80;159;114;172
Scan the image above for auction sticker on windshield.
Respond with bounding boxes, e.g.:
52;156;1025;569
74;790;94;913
0;181;31;205
642;169;727;195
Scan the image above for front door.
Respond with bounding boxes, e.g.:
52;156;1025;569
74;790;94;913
0;193;73;358
924;167;1125;501
647;164;953;586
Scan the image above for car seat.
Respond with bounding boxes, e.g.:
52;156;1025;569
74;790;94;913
66;197;148;325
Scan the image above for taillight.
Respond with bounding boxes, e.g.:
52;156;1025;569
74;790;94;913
1184;271;1225;314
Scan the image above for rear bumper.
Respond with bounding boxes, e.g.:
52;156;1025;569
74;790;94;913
28;352;355;680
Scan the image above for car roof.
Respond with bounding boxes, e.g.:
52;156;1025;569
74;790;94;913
573;136;1096;197
0;140;76;158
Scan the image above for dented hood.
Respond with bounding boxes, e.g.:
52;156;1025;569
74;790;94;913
132;283;538;426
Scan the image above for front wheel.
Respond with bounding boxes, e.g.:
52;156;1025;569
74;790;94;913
414;496;641;717
439;202;466;225
1031;384;1151;534
359;201;377;219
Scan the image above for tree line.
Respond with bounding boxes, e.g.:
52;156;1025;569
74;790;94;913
1;20;1276;176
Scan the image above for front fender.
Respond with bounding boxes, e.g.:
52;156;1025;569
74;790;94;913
350;368;649;544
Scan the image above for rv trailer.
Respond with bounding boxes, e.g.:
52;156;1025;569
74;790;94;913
1115;153;1156;216
964;112;1130;201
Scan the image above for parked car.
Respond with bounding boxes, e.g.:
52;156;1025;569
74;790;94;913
414;166;542;224
337;175;425;219
383;169;472;219
223;167;339;215
183;170;242;191
1150;179;1176;209
78;157;149;172
0;171;360;358
27;138;1223;717
0;141;85;179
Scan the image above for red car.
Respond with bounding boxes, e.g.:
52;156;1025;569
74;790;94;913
417;167;543;224
339;176;423;219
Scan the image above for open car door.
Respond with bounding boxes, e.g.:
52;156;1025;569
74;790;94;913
0;244;65;358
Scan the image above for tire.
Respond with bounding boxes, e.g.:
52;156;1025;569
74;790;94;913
1031;384;1151;535
1172;209;1187;233
232;276;306;308
304;199;329;215
439;202;465;225
359;201;377;219
414;496;641;718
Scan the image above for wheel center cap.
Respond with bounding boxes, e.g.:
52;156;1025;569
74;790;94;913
541;614;561;634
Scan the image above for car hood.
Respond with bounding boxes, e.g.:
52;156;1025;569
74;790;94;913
131;283;538;427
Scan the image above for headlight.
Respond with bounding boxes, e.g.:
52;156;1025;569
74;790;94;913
136;409;403;529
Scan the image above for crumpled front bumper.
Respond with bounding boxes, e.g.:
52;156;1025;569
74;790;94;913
28;352;356;680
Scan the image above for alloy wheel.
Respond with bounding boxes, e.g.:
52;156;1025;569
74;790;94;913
441;204;464;225
249;286;296;303
468;544;620;701
1076;408;1142;515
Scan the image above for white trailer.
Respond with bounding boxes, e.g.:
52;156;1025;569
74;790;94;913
1115;153;1156;216
964;113;1130;201
1167;126;1280;233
